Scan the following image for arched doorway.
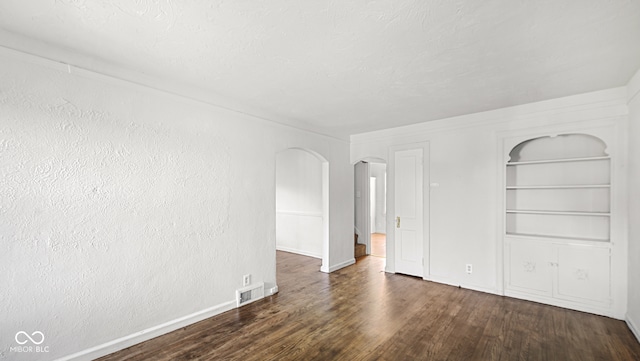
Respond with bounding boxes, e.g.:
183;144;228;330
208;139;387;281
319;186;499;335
275;148;329;272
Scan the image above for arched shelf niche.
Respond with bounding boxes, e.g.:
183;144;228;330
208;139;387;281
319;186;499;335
505;133;610;242
508;133;608;163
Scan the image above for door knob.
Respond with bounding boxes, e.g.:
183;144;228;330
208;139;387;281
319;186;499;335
396;216;401;228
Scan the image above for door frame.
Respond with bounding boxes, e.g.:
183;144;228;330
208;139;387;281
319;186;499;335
353;158;388;257
354;161;372;255
387;142;430;279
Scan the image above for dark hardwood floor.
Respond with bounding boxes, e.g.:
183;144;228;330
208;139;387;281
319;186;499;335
98;251;640;360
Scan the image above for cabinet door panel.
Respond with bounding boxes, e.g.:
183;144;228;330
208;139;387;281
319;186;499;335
555;245;610;305
506;240;553;295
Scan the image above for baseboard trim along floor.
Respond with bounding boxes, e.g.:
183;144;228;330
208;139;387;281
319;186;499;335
54;300;236;361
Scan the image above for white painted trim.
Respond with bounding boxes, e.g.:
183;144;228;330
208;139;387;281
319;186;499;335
495;130;506;295
626;315;640;344
363;162;371;254
326;258;356;273
321;161;330;274
266;285;279;296
54;300;236;361
275;246;322;259
0;45;349;143
428;275;502;296
276;210;323;217
628;68;640;104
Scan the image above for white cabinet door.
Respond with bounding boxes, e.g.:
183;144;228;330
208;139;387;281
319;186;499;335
506;240;553;296
554;245;611;305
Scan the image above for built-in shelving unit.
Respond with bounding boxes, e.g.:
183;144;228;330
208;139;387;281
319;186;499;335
505;134;610;241
503;133;613;314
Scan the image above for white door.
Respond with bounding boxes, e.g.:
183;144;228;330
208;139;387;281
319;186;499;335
394;148;424;277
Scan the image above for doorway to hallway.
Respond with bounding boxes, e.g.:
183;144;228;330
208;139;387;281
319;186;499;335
370;233;386;257
354;160;387;259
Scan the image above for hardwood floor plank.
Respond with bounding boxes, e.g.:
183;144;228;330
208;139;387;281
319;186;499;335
97;251;640;361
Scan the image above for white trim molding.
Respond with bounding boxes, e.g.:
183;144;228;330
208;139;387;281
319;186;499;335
326;258;356;273
276;246;322;259
54;300;236;361
628;68;640;104
428;275;502;296
276;210;323;217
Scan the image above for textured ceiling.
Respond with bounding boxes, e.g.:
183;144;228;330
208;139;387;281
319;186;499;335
1;0;639;138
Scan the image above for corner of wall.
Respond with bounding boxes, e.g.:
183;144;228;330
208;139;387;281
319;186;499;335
626;66;640;343
628;68;640;104
626;315;640;344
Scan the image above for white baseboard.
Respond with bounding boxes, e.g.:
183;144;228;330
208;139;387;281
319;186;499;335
276;246;322;259
504;290;618;319
427;275;501;296
324;258;356;273
266;285;279;296
54;300;236;361
627;315;640;344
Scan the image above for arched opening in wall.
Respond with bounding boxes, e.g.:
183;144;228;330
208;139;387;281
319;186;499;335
354;158;387;259
275;148;329;273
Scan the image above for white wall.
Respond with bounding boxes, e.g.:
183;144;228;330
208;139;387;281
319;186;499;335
627;68;640;341
370;163;387;234
276;149;323;258
0;48;354;361
351;87;629;317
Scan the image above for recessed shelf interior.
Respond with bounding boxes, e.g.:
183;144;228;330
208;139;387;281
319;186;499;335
505;133;610;242
507;134;608;162
506;187;610;213
506;212;610;241
506;159;610;187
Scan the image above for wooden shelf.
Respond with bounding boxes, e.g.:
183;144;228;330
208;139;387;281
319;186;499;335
506;184;609;190
506;156;610;166
506;210;610;217
505;232;610;243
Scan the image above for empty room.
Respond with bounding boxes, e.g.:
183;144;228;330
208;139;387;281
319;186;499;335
1;1;640;360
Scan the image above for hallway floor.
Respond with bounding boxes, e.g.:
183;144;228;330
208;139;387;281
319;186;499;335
371;232;386;257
